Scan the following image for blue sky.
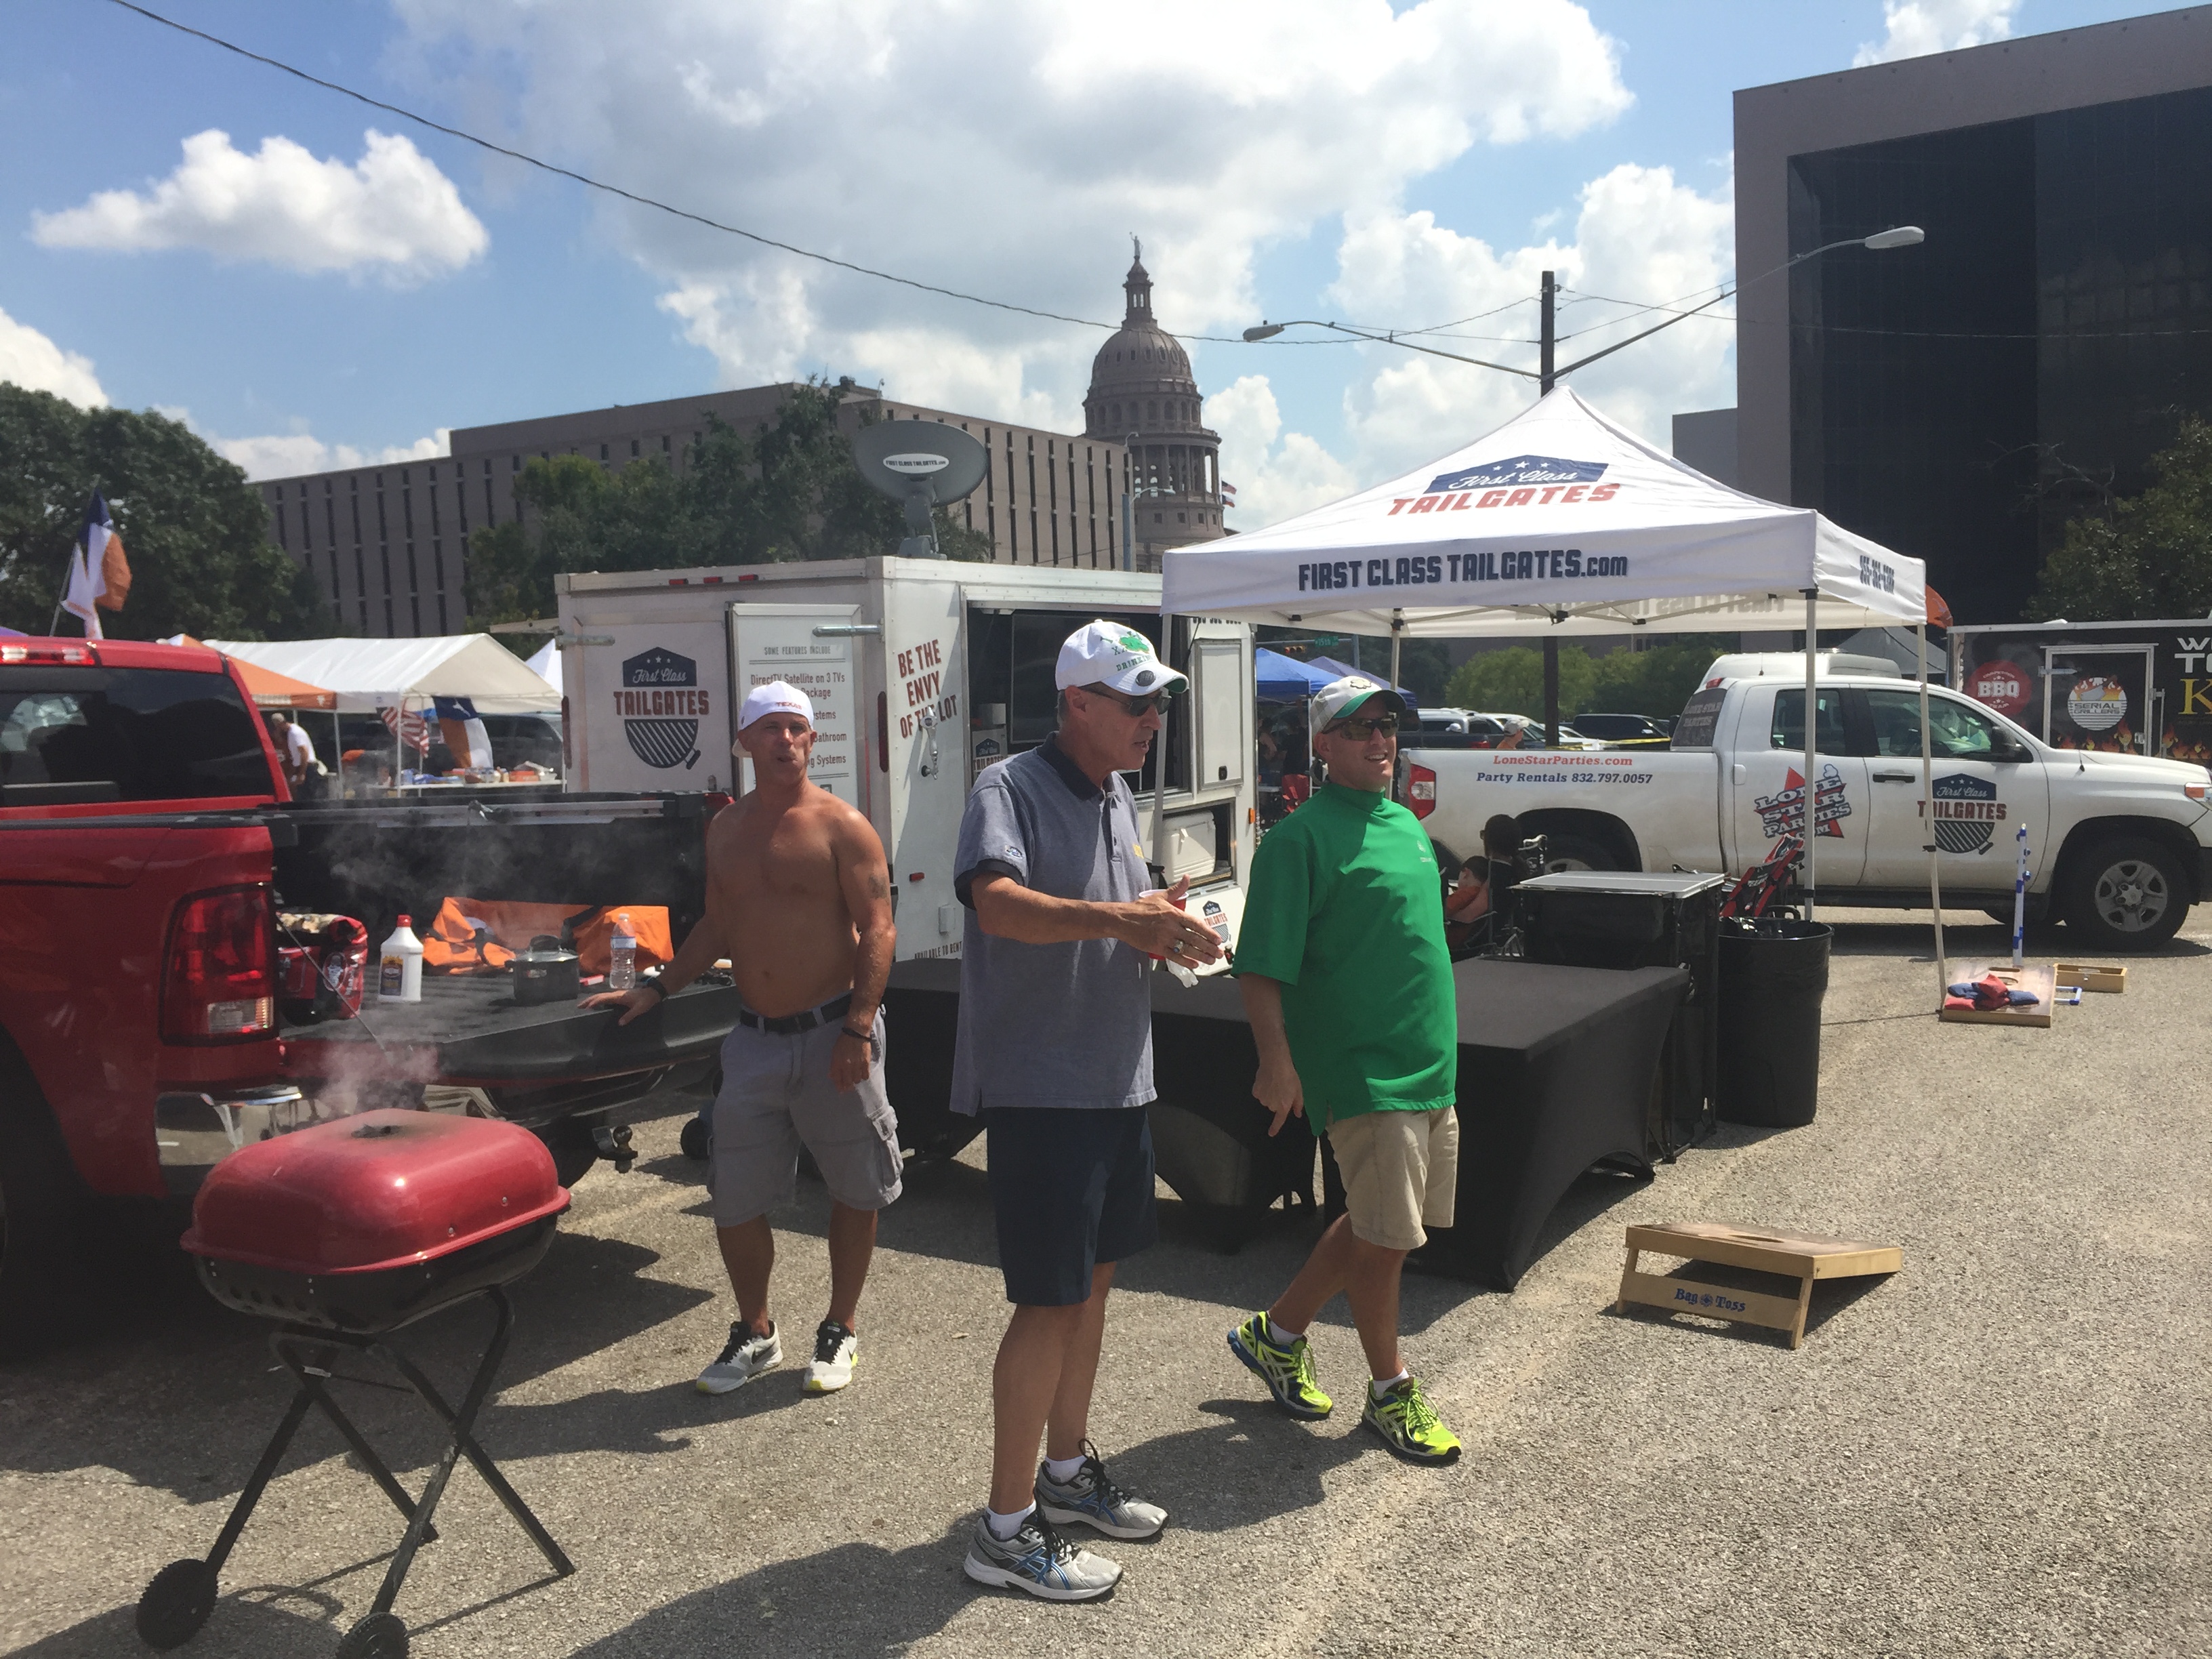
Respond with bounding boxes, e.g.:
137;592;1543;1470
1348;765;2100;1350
0;1;2166;525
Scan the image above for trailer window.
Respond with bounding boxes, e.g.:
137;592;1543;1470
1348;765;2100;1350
0;667;270;804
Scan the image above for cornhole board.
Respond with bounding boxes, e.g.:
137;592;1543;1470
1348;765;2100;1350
2054;962;2127;994
1938;960;2055;1028
1616;1221;1902;1349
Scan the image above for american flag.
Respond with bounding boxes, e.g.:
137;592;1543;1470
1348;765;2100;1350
378;703;432;755
1221;480;1239;505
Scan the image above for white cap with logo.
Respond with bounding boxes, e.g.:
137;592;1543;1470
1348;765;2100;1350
1054;619;1188;697
1310;674;1410;731
738;680;814;730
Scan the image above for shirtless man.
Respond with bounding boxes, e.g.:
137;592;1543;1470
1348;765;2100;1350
586;680;897;1397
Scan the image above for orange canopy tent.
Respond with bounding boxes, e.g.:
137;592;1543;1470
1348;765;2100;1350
167;635;336;709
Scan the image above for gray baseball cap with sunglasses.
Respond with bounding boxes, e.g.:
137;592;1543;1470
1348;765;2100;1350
1311;674;1411;732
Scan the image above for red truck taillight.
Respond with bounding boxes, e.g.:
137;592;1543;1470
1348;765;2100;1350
1408;763;1437;820
163;886;277;1042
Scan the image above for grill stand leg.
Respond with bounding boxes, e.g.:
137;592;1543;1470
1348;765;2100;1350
201;1387;314;1576
365;1287;573;1622
270;1331;442;1545
377;1289;575;1580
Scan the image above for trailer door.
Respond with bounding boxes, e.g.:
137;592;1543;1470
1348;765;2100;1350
878;579;968;960
727;602;865;806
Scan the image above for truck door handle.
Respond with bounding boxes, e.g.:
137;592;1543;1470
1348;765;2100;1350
1731;764;1746;784
1872;771;1916;782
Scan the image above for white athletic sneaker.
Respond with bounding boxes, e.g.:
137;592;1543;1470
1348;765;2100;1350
695;1321;781;1395
962;1513;1121;1602
1034;1440;1168;1539
804;1320;857;1393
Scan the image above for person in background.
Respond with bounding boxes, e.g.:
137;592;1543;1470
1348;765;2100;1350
266;712;324;800
586;680;899;1399
1444;813;1523;952
1226;674;1463;1466
953;620;1223;1602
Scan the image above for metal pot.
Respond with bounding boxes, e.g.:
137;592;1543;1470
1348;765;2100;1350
511;949;580;1006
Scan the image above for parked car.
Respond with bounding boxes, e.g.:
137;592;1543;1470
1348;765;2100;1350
0;637;722;1343
1570;712;1672;744
1399;652;2212;949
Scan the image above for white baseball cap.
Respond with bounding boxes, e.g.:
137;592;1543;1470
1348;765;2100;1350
1054;619;1187;697
738;680;814;730
1311;674;1410;731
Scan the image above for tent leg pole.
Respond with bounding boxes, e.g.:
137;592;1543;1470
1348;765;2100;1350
1919;621;1945;1004
1389;611;1403;705
1803;590;1817;924
1150;615;1171;869
1543;637;1560;746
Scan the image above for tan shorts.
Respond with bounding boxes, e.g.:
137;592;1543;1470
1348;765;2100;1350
1326;1106;1459;1252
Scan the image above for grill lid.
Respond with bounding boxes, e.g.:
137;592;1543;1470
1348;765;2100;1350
184;1109;567;1276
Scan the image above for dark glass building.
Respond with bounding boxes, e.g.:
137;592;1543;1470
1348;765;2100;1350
1735;11;2212;625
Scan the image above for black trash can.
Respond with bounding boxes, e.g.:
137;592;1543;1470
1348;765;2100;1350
1715;918;1831;1127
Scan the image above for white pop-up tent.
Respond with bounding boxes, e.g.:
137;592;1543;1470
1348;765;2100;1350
205;634;563;716
1163;387;1944;955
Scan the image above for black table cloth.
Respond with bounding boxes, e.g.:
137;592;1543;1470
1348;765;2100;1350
1418;958;1688;1290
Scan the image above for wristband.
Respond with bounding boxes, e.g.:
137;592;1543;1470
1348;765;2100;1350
638;979;668;1002
840;1024;874;1044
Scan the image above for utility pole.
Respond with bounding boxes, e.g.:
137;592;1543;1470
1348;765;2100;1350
1540;270;1561;747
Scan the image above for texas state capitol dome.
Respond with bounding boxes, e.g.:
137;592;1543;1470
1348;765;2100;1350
1082;245;1227;571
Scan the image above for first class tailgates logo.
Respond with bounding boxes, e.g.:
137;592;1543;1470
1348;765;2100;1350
1929;773;2004;855
1754;764;1852;840
618;647;706;771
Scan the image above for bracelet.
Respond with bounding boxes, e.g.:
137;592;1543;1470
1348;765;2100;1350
638;979;668;1001
840;1024;875;1044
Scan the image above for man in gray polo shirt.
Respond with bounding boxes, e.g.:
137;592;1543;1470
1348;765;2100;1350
954;619;1224;1602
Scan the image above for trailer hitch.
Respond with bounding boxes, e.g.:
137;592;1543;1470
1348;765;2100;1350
591;1124;637;1174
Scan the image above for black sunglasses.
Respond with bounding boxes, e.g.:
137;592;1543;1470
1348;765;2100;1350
1325;714;1399;739
1080;684;1175;718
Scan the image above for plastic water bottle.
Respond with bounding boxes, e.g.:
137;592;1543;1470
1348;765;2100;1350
377;914;424;1003
609;912;637;993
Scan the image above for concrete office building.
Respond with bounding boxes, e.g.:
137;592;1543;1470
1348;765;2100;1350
258;254;1227;636
1723;7;2212;625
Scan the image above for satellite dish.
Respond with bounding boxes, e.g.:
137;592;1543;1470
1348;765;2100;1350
853;419;989;559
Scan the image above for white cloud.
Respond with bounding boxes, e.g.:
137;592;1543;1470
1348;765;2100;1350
1853;0;2018;66
394;0;1631;423
188;422;452;481
1326;160;1735;483
0;306;106;406
32;129;487;281
1208;375;1357;529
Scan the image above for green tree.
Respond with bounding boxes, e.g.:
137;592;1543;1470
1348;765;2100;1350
2028;415;2212;620
466;381;987;651
0;384;329;640
1443;634;1729;722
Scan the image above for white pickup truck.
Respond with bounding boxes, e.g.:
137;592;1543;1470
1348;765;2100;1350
1399;653;2212;951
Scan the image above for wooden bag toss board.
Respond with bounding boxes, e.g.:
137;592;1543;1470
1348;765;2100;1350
1939;960;2056;1028
2054;962;2127;993
1617;1222;1902;1349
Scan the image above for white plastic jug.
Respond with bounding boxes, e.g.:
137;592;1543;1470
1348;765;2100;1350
378;915;424;1003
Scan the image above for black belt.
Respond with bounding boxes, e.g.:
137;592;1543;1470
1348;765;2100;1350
736;993;853;1036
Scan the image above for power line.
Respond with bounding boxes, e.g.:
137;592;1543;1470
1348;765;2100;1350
102;0;1293;348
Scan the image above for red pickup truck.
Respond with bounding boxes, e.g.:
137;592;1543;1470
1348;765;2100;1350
0;638;733;1344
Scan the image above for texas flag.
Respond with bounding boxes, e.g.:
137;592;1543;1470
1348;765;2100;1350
434;696;494;769
60;491;131;639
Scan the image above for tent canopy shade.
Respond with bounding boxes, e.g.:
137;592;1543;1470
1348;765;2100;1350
1161;388;1926;637
162;635;337;709
203;634;562;715
1254;647;1335;701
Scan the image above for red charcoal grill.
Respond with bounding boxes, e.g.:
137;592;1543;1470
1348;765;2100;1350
137;1109;576;1658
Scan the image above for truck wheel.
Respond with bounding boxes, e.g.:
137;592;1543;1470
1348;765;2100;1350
2060;836;2189;953
0;1068;83;1355
1540;834;1617;874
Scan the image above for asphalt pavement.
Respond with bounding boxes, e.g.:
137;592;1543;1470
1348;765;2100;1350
4;907;2208;1658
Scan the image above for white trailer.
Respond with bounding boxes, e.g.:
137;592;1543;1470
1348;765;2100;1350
552;556;1257;967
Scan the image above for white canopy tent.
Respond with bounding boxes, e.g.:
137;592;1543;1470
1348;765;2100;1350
1162;387;1944;970
205;634;563;716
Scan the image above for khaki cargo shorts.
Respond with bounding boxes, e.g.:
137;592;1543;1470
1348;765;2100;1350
1326;1105;1458;1252
708;1008;902;1227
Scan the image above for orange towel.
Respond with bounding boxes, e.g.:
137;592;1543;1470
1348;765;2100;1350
421;897;673;977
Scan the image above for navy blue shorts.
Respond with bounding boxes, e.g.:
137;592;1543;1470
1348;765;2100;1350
983;1107;1158;1307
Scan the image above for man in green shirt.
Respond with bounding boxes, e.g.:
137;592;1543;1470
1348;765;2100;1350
1226;675;1462;1465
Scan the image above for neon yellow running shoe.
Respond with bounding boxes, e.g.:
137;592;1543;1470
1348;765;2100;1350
1227;1311;1332;1420
1361;1375;1460;1465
